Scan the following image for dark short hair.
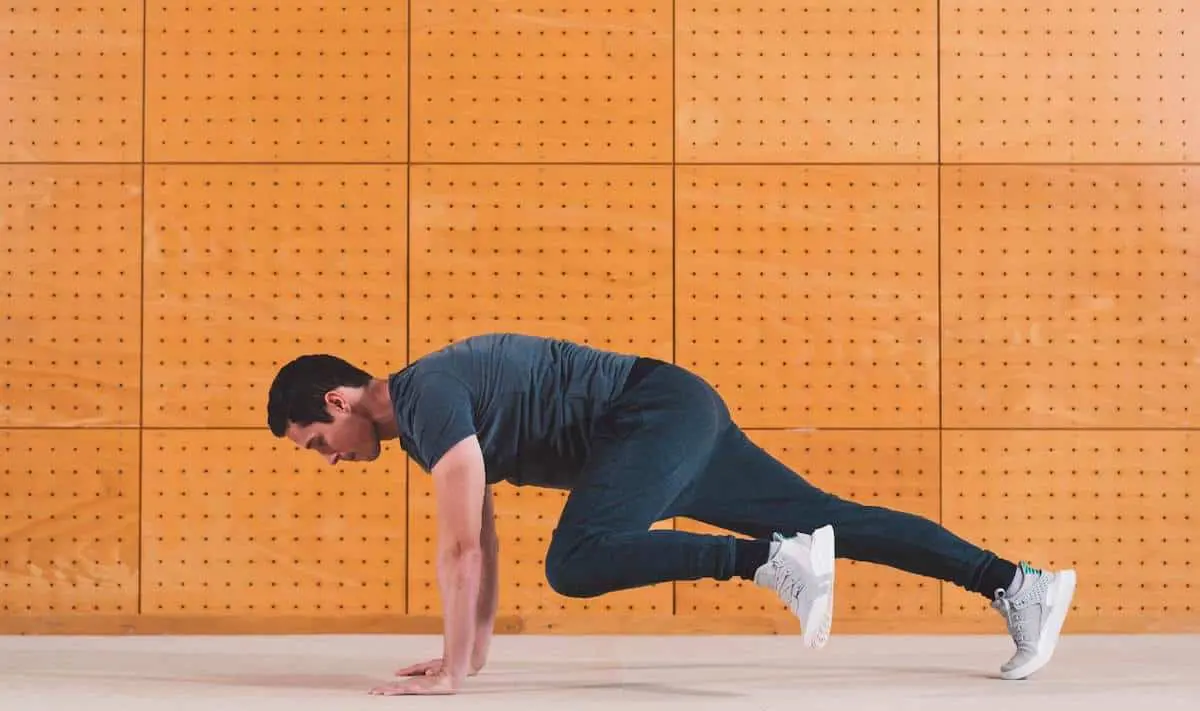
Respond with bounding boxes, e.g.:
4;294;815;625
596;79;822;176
266;354;374;437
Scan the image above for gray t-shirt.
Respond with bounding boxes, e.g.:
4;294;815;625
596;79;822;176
388;333;638;488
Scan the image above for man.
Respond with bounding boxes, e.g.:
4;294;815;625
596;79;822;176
266;332;1076;695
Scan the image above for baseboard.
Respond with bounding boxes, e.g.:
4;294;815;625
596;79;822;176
2;613;1197;636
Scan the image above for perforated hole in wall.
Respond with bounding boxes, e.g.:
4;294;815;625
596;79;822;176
409;165;672;360
677;0;936;162
142;165;407;427
0;430;137;614
411;0;671;162
146;1;407;161
141;430;406;615
943;166;1196;428
4;0;141;161
943;430;1196;617
1;166;141;427
677;430;939;619
408;477;673;616
676;165;938;428
942;0;1195;162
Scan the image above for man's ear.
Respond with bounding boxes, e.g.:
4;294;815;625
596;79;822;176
324;389;352;414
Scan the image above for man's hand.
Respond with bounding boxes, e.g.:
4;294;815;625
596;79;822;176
393;656;484;679
369;673;458;696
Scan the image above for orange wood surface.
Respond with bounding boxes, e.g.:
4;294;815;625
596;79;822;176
3;1;142;162
141;430;407;616
677;0;938;163
145;1;408;162
411;0;671;162
0;430;139;615
141;164;408;427
2;165;143;427
941;1;1197;162
2;0;1197;634
942;166;1197;428
676;165;940;427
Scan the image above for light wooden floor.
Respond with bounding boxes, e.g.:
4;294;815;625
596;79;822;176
1;633;1195;710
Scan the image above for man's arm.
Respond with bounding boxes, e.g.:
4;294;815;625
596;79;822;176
472;485;500;670
430;434;487;685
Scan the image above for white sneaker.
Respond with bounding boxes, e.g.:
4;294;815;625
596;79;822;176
991;562;1077;680
753;525;836;648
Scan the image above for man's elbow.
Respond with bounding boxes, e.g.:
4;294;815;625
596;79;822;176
441;538;484;566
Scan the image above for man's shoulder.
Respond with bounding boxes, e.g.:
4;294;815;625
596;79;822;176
414;332;592;363
398;331;635;383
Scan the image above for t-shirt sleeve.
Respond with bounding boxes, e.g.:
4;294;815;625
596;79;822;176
408;370;478;472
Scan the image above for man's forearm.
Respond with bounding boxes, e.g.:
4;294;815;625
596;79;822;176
473;534;500;663
469;483;500;668
437;544;483;683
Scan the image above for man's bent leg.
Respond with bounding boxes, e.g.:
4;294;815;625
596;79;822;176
544;363;743;598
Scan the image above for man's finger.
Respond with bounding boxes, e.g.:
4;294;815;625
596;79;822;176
395;660;437;676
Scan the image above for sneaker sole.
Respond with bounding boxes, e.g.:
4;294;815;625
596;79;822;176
1000;569;1077;680
802;525;836;649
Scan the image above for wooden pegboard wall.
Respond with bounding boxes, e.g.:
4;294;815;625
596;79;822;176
943;166;1196;428
675;165;939;428
1;165;142;427
3;0;142;162
677;0;937;162
141;165;407;427
411;1;671;162
942;0;1195;162
2;0;1197;634
0;430;138;615
145;2;408;162
141;430;406;615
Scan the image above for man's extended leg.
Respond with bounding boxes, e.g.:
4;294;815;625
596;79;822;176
675;423;1077;680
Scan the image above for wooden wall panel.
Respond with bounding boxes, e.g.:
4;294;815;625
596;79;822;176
676;0;938;163
942;1;1197;162
4;0;1199;635
409;164;673;359
943;166;1197;428
145;1;407;162
943;430;1197;619
411;0;671;162
676;166;939;428
0;430;138;615
141;430;406;615
676;430;941;621
142;165;407;427
2;0;142;162
0;165;142;427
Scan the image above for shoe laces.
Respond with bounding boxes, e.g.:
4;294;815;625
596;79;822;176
772;559;808;613
992;563;1051;647
992;589;1037;646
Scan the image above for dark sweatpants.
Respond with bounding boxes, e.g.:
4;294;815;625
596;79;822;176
544;360;1000;598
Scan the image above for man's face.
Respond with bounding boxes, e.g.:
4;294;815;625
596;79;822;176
285;396;382;465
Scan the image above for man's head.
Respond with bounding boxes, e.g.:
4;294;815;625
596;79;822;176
267;354;387;465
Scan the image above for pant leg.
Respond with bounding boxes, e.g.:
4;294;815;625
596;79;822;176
671;424;1000;594
544;363;743;598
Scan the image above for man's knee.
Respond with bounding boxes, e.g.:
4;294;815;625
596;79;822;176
544;532;607;599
